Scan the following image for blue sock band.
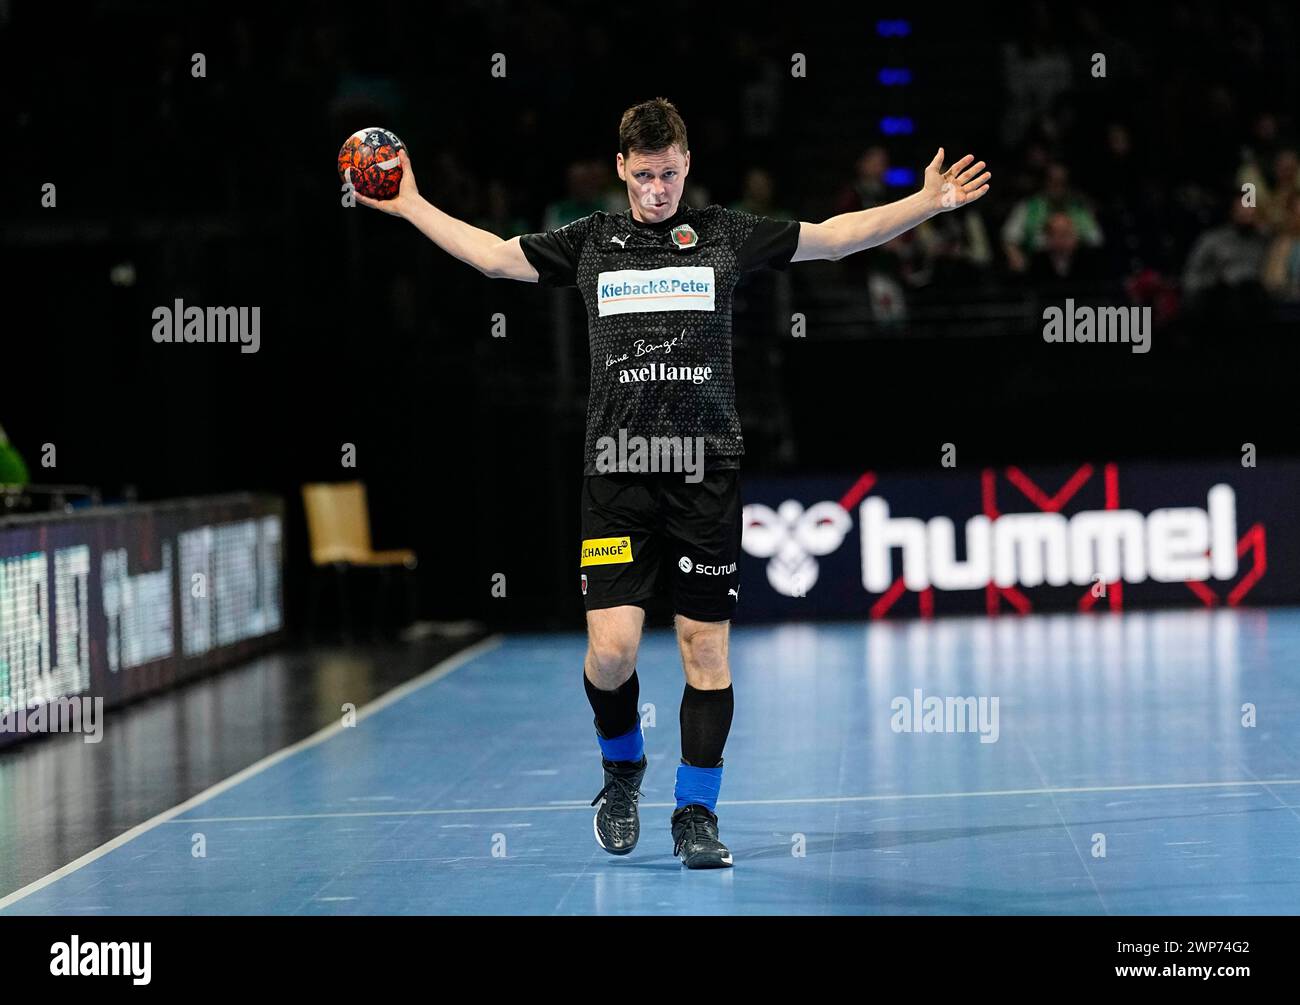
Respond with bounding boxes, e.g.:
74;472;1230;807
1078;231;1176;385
597;722;644;763
675;762;723;812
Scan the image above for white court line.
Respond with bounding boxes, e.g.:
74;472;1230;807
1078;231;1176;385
163;777;1300;824
0;635;503;912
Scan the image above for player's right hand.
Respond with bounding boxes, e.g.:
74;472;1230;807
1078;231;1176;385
354;148;420;217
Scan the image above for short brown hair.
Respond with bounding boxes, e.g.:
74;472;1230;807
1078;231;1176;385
618;98;689;158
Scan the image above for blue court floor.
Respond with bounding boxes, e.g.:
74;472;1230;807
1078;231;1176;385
4;607;1300;915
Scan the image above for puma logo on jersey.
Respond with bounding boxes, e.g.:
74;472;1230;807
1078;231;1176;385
610;234;629;248
728;588;739;600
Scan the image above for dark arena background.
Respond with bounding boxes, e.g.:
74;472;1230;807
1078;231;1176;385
0;0;1296;982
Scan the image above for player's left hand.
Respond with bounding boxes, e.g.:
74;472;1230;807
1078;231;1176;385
923;148;990;213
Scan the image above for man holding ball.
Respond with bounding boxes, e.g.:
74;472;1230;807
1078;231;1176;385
353;97;990;868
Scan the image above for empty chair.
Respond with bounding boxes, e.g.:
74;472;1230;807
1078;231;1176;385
301;481;417;639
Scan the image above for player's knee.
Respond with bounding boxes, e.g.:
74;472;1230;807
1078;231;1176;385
586;639;638;687
678;622;729;683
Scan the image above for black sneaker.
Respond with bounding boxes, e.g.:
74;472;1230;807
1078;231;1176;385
590;755;647;855
671;804;734;869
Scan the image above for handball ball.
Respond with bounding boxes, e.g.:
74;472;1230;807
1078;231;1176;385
337;127;405;200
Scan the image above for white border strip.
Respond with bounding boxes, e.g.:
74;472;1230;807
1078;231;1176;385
158;776;1300;824
0;635;503;911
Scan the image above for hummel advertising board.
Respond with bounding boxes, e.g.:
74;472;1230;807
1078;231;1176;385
738;461;1298;622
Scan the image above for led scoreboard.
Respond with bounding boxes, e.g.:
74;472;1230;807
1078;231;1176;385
0;494;284;746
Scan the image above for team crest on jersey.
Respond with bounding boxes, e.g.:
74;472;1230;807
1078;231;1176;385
670;224;698;250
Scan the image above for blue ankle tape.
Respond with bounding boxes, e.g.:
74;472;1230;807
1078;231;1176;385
674;762;723;811
597;723;644;763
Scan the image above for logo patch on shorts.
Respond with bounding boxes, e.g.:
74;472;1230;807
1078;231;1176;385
581;573;588;595
678;556;694;573
581;536;633;566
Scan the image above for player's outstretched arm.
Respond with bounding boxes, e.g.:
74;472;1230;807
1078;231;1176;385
791;148;990;263
353;150;540;282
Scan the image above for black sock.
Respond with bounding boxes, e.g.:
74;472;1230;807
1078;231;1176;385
680;683;734;768
584;670;640;739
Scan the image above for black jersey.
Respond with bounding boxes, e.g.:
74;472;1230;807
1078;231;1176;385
519;204;800;472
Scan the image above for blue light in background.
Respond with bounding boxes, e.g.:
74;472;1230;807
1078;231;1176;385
876;19;911;37
877;67;913;86
884;167;916;187
880;117;914;135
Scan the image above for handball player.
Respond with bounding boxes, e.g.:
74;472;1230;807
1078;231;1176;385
354;97;990;868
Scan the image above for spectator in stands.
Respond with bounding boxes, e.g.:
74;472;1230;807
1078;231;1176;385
1089;124;1179;281
1002;162;1104;272
0;424;29;486
543;160;607;230
834;146;890;213
1262;192;1300;302
910;206;993;289
832;146;908;322
1092;123;1140;211
1182;196;1269;313
999;4;1072;147
730;168;792;220
1238;146;1300;234
1237;111;1284;191
1027;211;1108;289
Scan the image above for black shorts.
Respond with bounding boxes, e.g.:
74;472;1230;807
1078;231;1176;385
579;470;742;622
